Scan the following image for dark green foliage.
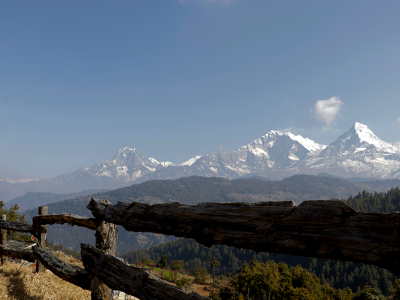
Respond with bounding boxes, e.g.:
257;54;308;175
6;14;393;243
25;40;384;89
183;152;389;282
392;279;400;300
0;201;30;241
209;257;221;293
353;286;385;300
345;187;400;213
176;277;190;289
171;259;184;271
232;259;354;300
158;254;168;269
193;268;209;284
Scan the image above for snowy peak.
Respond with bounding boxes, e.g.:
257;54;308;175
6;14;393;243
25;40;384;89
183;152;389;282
353;122;398;152
285;132;327;152
112;147;141;162
230;129;328;170
327;122;398;154
248;130;326;153
179;156;202;167
111;148;175;167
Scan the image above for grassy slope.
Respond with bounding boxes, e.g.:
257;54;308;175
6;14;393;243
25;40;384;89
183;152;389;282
0;257;91;300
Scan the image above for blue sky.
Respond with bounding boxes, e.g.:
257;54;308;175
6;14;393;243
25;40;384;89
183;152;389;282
1;0;400;179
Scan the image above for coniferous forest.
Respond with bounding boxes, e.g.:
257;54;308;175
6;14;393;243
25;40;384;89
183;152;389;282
122;187;400;297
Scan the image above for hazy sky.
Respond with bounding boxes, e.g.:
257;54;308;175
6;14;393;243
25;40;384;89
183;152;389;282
1;0;400;179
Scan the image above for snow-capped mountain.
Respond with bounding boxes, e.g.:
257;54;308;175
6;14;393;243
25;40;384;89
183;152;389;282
319;122;398;156
80;147;174;181
16;122;400;194
305;122;400;178
172;130;327;179
44;147;175;192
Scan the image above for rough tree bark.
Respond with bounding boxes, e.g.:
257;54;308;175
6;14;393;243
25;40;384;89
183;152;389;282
35;206;48;273
0;219;43;237
81;244;209;300
33;213;98;231
91;199;118;300
0;246;36;262
87;198;400;274
33;247;92;290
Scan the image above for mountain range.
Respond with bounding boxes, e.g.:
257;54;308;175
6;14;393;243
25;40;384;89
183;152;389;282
8;122;400;194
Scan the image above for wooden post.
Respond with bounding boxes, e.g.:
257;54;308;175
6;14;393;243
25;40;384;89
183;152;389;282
1;214;6;266
91;199;118;300
36;206;48;273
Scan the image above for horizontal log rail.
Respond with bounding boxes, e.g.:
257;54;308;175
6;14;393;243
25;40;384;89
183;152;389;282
33;247;92;290
87;198;400;274
0;220;44;237
0;245;37;262
33;213;98;231
81;244;209;300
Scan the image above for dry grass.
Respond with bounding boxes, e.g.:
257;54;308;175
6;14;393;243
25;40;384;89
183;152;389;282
0;261;91;300
0;252;210;299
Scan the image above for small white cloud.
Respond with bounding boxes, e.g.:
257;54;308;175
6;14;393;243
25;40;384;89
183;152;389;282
393;141;400;150
277;126;303;134
391;117;400;126
280;127;295;133
311;96;344;129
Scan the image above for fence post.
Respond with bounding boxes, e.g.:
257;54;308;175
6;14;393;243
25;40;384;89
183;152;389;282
1;214;6;266
91;199;118;300
36;206;48;273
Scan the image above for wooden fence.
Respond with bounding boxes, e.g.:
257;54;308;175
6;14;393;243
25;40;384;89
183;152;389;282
1;198;400;300
0;199;208;300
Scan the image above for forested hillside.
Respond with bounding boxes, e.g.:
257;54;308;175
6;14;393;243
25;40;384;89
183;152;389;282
86;174;400;204
122;187;400;296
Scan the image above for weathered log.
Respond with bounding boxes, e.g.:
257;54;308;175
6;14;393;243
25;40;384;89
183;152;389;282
36;206;48;273
33;246;92;290
87;198;400;274
0;245;37;262
91;199;118;300
81;244;209;300
0;220;42;235
33;213;98;231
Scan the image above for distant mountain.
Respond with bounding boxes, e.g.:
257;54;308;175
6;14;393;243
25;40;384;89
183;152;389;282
0;181;32;202
23;175;400;254
6;189;108;212
17;148;175;194
305;122;400;178
14;122;400;194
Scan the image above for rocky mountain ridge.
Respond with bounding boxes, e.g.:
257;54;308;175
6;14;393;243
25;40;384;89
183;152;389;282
12;122;400;194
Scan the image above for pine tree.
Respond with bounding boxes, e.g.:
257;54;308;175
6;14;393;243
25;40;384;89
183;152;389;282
158;254;168;269
209;257;221;294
